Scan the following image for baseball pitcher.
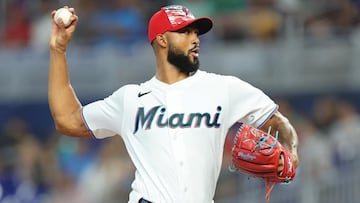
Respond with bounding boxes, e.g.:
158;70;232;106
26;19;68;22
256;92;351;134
48;5;299;203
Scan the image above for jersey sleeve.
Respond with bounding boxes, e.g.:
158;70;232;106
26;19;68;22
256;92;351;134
81;87;126;139
226;76;278;128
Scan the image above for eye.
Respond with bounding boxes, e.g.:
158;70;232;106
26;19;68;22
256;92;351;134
176;27;199;35
191;29;200;36
177;28;191;34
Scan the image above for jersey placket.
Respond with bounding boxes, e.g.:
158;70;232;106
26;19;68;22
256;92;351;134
165;87;189;202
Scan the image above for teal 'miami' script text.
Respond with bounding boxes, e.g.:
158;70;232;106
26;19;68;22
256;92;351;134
134;106;222;133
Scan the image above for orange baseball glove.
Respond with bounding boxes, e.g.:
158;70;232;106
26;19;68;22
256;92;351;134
230;123;296;202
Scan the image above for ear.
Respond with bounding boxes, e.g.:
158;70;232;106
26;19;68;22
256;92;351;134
154;34;167;48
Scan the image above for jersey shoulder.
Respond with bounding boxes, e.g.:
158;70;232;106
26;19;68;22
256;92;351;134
109;84;144;101
197;70;247;85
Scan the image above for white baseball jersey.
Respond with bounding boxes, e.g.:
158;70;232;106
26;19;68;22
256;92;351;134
82;70;277;203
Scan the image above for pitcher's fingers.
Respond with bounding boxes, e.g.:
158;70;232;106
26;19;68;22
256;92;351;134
277;154;284;175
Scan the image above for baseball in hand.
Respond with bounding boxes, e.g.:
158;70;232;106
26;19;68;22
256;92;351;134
54;8;73;27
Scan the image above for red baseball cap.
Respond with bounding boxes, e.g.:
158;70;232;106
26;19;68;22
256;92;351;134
148;5;213;43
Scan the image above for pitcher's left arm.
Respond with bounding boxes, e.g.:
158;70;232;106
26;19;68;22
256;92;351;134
260;110;299;168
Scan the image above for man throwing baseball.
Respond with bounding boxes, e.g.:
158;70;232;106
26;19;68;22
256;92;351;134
49;5;299;203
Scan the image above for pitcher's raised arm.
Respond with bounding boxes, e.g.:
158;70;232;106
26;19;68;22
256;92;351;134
48;6;91;138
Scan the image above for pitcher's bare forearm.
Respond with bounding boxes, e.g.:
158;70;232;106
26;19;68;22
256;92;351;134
48;7;90;137
48;50;91;137
260;111;299;167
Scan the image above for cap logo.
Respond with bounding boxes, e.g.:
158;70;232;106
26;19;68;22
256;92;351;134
163;5;195;25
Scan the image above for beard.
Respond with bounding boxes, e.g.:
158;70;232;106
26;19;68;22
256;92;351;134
167;45;200;74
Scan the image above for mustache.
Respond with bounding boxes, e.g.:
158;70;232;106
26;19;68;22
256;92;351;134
189;45;200;53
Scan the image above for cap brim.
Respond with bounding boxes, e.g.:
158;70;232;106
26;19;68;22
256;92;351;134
171;17;213;36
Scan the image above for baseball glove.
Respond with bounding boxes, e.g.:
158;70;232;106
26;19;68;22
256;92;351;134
230;123;296;202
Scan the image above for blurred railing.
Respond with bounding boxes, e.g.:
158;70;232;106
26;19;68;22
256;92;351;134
1;34;360;103
215;158;360;203
1;37;360;202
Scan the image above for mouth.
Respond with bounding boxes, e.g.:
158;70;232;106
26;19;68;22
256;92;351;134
190;47;200;58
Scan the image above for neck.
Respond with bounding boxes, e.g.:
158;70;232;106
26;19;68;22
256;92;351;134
155;54;189;84
156;65;189;84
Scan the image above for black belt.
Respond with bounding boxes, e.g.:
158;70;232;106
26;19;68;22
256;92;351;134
138;198;152;203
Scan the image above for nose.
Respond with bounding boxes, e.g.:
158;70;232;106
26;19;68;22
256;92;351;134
192;33;200;46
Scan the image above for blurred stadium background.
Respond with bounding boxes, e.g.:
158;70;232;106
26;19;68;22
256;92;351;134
1;0;360;202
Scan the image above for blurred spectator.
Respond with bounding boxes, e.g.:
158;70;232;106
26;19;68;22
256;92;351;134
78;0;147;47
303;0;360;40
1;1;32;48
0;117;48;202
56;136;96;181
43;170;89;203
311;96;338;134
141;0;171;20
297;119;335;203
14;134;49;202
78;137;135;203
0;117;29;174
212;0;248;42
329;100;360;170
276;98;304;123
29;0;55;49
245;0;283;42
212;0;248;15
74;0;98;46
353;0;360;20
36;131;90;203
298;119;334;181
214;0;283;42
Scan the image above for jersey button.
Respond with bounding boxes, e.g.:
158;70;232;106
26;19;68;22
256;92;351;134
179;161;184;166
184;187;188;192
